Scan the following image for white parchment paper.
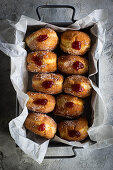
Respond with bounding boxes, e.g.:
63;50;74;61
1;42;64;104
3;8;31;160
0;9;113;164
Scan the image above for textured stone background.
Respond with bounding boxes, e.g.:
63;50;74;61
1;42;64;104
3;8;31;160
0;0;113;169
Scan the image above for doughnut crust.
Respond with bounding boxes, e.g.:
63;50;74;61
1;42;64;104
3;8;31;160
63;75;92;98
58;117;88;141
27;51;57;73
25;28;58;51
24;113;57;139
32;73;64;94
58;55;88;75
54;94;84;118
27;92;56;113
60;30;91;55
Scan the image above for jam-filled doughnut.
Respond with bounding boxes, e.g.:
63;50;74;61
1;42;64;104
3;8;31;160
63;75;92;98
24;113;57;139
54;94;84;118
27;92;56;113
32;73;64;94
27;51;57;73
58;55;88;75
25;28;58;51
60;30;91;55
58;117;88;141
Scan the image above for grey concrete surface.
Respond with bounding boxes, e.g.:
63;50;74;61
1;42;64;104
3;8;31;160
0;0;113;169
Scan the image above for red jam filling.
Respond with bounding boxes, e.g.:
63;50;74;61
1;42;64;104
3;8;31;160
68;130;80;138
33;99;48;105
73;61;84;71
37;35;48;42
65;102;74;108
71;84;84;93
72;41;81;50
32;55;42;66
38;123;46;131
42;80;54;89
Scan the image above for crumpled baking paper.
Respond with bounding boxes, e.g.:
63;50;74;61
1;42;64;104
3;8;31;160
0;9;113;164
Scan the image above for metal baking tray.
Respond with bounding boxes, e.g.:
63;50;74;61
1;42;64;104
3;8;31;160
16;5;99;159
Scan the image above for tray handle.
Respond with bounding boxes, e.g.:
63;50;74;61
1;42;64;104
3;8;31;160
36;5;76;23
44;146;76;159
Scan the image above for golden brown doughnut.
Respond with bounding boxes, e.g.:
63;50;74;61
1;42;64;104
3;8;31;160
27;51;57;73
58;117;88;141
60;30;91;55
27;92;56;113
32;73;64;94
63;75;92;98
54;94;84;118
24;113;57;139
25;28;58;51
58;55;88;75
